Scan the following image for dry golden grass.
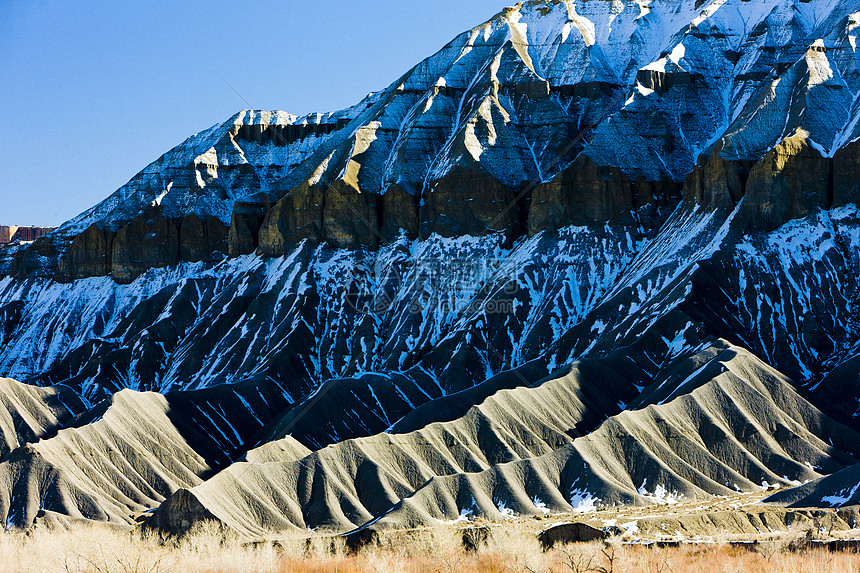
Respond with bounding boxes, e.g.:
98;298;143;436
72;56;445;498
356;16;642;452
3;522;860;573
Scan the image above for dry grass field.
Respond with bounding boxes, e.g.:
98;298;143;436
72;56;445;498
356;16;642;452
2;520;860;573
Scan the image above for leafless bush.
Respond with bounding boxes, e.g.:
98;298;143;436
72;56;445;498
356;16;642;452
5;523;860;572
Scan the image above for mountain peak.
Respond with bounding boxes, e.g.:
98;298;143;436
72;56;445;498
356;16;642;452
2;0;859;278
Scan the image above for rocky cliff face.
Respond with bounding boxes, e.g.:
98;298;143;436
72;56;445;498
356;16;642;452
0;226;56;245
54;208;228;284
7;0;860;282
684;135;860;231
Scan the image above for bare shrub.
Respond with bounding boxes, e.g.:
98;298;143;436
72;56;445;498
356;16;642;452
6;523;860;572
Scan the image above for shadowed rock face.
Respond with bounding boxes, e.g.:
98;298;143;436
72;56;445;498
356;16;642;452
379;185;419;242
55;210;229;284
228;196;272;257
256;183;324;256
55;224;115;282
683;149;749;212
741;133;832;231
15;235;62;279
180;214;228;263
254;162;527;253
529;159;631;233
111;212;181;284
256;179;383;253
833;140;860;209
254;162;522;253
323;181;380;250
684;135;860;231
527;155;679;234
420;163;523;241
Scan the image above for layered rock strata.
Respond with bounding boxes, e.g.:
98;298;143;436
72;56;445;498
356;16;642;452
55;208;228;284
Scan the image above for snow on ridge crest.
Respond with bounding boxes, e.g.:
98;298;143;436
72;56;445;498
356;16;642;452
56;0;860;233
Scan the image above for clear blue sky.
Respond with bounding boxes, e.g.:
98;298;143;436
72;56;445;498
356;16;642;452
0;0;510;226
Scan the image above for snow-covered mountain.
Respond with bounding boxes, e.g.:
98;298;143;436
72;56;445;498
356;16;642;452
4;0;860;280
0;0;859;537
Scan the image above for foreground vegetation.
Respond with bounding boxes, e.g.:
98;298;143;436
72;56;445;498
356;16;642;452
3;522;860;573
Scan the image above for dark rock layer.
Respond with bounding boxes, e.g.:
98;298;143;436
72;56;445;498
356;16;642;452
686;135;860;230
55;224;115;282
256;183;324;256
228;195;272;258
528;155;678;233
742;133;832;231
55;208;228;284
7;132;860;283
